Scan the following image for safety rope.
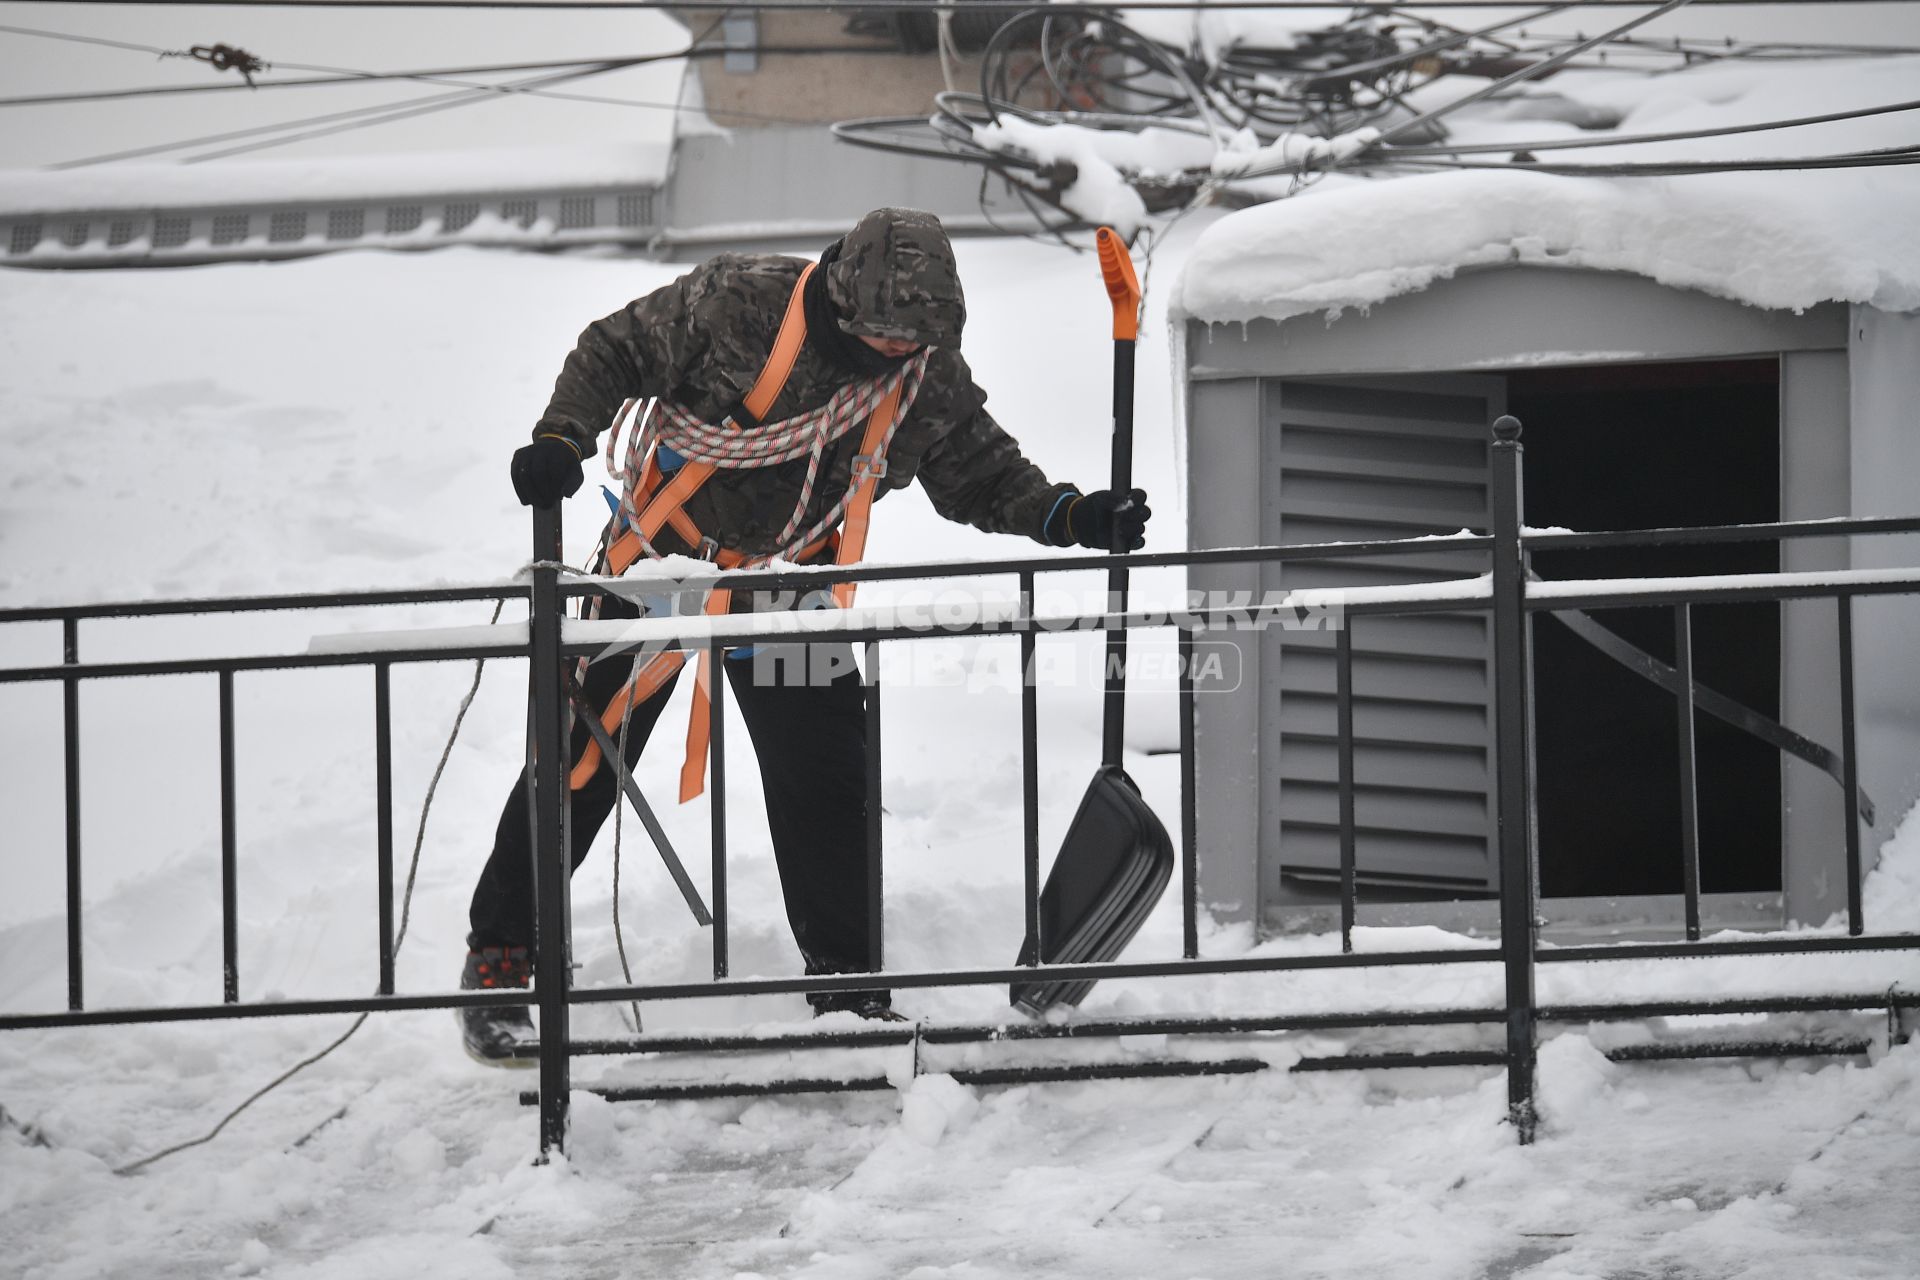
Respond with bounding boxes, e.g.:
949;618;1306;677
605;349;929;566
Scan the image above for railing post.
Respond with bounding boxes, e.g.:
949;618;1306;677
1177;626;1199;961
864;639;884;972
1673;605;1703;941
219;670;239;1003
62;618;83;1012
374;661;396;996
710;641;729;980
529;504;572;1159
1489;415;1539;1143
1336;622;1357;954
1837;594;1863;935
1020;571;1041;966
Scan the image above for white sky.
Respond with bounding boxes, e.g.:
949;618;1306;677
1;3;1918;170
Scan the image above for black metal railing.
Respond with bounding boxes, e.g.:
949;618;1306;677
5;415;1920;1162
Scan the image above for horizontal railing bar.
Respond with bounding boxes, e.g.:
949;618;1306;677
949;1059;1270;1086
919;1007;1501;1042
0;583;524;625
19;568;1920;683
567;993;1908;1060
569;948;1504;1005
1525;514;1920;553
1292;1050;1505;1072
572;1027;917;1055
13;966;1906;1035
0;987;539;1031
552;535;1497;599
557;600;1492;660
1543;992;1919;1020
527;1052;1505;1107
1604;1039;1872;1062
527;1077;894;1104
552;513;1920;601
570;1009;1503;1057
0;644;527;685
1539;933;1920;964
1530;578;1920;613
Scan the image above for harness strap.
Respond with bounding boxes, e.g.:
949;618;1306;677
743;263;814;422
830;380;902;609
677;586;735;803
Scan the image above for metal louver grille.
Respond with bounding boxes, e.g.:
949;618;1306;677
152;216;191;249
1268;375;1502;894
616;192;653;227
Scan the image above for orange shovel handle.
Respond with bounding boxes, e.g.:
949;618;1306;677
1095;226;1141;342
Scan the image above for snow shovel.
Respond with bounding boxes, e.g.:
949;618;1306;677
1010;227;1175;1017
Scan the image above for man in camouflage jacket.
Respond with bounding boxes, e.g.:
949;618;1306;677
460;208;1150;1060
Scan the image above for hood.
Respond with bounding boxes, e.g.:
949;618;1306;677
824;207;966;349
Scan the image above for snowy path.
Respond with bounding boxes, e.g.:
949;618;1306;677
25;1032;1905;1280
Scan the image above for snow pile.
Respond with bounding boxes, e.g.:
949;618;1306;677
1179;54;1920;322
970;117;1160;235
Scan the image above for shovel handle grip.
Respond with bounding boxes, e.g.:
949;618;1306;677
1095;227;1141;342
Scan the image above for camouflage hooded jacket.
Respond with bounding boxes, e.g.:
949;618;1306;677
533;208;1076;559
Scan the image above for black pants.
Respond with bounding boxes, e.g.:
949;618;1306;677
468;633;882;1008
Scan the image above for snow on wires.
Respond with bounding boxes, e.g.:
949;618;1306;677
829;2;1920;238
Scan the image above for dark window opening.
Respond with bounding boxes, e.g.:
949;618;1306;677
1511;359;1781;898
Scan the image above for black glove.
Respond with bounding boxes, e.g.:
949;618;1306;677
510;435;584;507
1046;487;1151;551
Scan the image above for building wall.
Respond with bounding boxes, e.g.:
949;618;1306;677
0;186;660;270
661;126;1027;248
1848;307;1920;902
677;8;982;124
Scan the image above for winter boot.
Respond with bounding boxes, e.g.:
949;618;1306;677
459;939;537;1067
811;990;908;1023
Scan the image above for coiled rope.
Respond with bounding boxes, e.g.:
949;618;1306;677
603;349;930;566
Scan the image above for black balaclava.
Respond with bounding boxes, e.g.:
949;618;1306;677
804;238;919;377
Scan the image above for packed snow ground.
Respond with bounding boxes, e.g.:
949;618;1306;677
3;231;1918;1279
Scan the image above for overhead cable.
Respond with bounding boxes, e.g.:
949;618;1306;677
51;60;633;167
1382;97;1920;158
0;43;921;108
1;0;1907;10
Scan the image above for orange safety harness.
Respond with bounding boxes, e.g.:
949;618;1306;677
571;262;915;803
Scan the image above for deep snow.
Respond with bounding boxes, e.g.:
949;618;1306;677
2;227;1918;1279
1178;54;1920;323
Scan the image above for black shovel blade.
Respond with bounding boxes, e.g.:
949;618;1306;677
1010;765;1175;1017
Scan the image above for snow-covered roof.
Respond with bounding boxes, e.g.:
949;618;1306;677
1177;53;1920;324
0;141;672;216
